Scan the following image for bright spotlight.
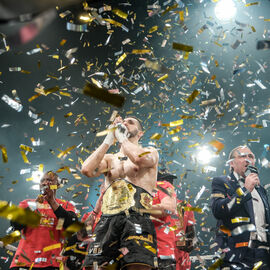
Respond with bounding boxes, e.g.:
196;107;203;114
32;170;43;183
197;147;214;164
214;0;236;21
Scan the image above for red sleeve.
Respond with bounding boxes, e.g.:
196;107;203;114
81;212;92;223
157;181;176;201
59;200;76;213
19;199;31;209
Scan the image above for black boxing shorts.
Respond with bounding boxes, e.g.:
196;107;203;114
83;180;158;270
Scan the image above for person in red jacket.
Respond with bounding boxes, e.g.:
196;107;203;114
9;171;77;270
151;171;177;270
174;200;196;270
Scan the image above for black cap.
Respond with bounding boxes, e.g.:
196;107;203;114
157;171;177;184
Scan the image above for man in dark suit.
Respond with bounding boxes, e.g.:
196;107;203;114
211;145;270;269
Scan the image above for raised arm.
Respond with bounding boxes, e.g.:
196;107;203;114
81;128;115;178
121;143;159;168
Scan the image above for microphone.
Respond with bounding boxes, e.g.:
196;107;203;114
244;165;260;188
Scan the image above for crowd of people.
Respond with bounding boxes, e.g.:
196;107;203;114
6;116;270;270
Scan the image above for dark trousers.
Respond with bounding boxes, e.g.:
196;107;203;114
158;258;176;270
222;248;270;270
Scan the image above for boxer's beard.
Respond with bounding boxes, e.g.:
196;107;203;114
128;129;138;138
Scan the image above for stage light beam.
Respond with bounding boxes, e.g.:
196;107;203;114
214;0;236;21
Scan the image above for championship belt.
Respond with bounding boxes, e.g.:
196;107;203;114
102;180;136;215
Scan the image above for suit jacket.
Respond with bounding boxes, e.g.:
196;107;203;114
211;173;270;264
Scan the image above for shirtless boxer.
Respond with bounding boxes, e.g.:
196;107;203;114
81;116;159;270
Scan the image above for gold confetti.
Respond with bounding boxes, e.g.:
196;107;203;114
112;8;128;19
208;140;224;153
104;18;122;28
191;76;196;85
116;53;127;66
183;206;203;213
19;144;33;153
186;89;200;104
28;93;41;102
143;242;156;254
253;261;263;270
0;230;21;246
20;151;30;164
188;143;199;148
169;119;184;127
83;82;125;108
245;2;259;6
150;133;162;140
64;112;73;118
231;217;250;223
215;80;221;88
60;39;67;46
96;127;117;137
131;49;152;54
43;243;61;252
161;3;178;16
157;74;168;82
168;127;182;135
172;136;180;142
138;151;151;157
250;124;263;128
172;42;193;52
215;60;219;67
179;11;184;22
149;25;158;33
0;201;41;227
50;185;58;190
264;19;270;21
214;41;222;47
34;86;60;96
50;117;55;127
251;26;256;32
0;145;8;163
57;145;76;158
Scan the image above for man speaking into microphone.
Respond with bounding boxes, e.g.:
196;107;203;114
211;145;270;269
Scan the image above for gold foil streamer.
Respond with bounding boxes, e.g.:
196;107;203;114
0;230;21;246
168;127;182;135
43;243;61;252
131;49;152;54
208;140;224;153
20;151;30;164
150;133;162;140
138;151;151;157
161;3;178;16
169;119;183;127
34;86;60;96
116;53;127;66
112;8;128;19
104;18;122;27
57;145;76;158
143;242;156;254
50;117;55;127
186;90;200;104
172;42;193;52
0;201;41;227
183;206;203;213
157;74;168;82
96;127;117;137
19;144;33;153
253;261;263;270
0;145;8;163
231;217;250;223
245;2;259;6
149;25;158;33
83;82;125;108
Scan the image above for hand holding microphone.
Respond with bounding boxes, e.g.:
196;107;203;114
244;165;260;192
